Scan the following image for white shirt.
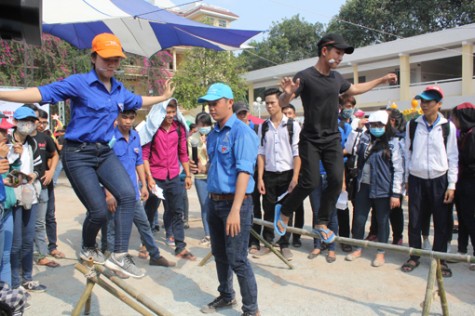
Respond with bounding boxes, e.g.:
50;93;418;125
404;113;458;189
258;116;301;172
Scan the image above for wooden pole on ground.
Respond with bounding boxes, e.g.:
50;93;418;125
198;251;213;267
436;259;449;316
422;259;437;316
72;259;96;316
253;219;475;263
95;265;173;316
75;263;154;316
250;229;294;269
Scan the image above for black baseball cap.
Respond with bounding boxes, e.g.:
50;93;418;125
233;102;249;114
317;33;354;54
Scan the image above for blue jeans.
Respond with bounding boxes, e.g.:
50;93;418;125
11;204;38;288
155;176;186;254
34;189;49;258
352;183;390;253
46;184;58;252
0;209;13;285
309;175;338;251
195;178;210;237
52;159;63;187
62;141;136;253
107;200;161;259
208;197;258;314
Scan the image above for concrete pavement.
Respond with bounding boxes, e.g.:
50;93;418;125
24;175;475;315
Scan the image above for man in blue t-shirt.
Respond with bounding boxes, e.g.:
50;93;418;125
193;83;260;316
104;110;176;268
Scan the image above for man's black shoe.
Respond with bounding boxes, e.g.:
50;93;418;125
200;296;237;314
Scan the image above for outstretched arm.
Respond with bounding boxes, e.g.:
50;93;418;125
141;79;175;107
279;77;300;108
346;73;397;96
0;87;42;103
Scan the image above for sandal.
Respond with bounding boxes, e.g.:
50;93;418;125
176;249;197;261
401;259;420;273
49;249;65;259
274;204;287;236
138;248;149;260
37;258;60;268
326;251;336;263
307;249;321;260
440;262;453;278
312;227;336;244
248;245;259;255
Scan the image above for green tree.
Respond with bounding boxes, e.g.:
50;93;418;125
239;15;325;71
172;48;248;110
327;0;475;47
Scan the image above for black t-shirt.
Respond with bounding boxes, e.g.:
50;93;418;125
33;131;57;175
294;66;351;144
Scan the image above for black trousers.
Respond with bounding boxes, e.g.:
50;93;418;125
455;177;475;255
262;170;294;247
281;138;343;226
408;174;452;261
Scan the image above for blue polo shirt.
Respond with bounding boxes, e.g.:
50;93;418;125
112;128;143;201
38;70;142;143
207;114;259;194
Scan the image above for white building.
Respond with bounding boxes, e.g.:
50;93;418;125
244;24;475;114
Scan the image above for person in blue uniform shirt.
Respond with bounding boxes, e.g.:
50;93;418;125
0;33;174;278
192;83;260;316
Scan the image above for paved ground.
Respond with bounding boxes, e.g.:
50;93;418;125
24;175;475;315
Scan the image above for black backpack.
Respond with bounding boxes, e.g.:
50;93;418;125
260;118;294;146
408;118;450;152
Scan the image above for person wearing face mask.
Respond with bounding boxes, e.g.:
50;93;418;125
344;110;403;267
188;112;213;246
9;107;47;292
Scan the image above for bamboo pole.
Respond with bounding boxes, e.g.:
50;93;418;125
198;251;213;267
422;259;437;316
72;259;96;316
253;219;475;263
75;263;153;316
95;265;174;316
436;259;449;316
250;229;294;269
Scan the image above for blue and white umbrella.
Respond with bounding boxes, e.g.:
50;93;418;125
42;0;261;57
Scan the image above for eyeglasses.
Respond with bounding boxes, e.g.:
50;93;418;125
39;122;49;126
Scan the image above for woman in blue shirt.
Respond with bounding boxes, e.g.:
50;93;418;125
0;33;174;278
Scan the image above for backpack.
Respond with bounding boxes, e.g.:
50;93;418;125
408;118;449;152
260;118;294;146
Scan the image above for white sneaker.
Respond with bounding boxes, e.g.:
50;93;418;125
422;238;431;250
105;253;145;279
200;236;211;247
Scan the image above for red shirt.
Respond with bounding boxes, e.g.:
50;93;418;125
142;121;189;180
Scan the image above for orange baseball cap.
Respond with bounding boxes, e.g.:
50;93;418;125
92;33;126;59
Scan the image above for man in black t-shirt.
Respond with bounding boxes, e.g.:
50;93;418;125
276;33;397;242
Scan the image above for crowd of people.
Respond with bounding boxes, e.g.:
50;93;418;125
0;31;474;316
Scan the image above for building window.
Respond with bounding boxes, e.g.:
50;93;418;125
218;19;227;27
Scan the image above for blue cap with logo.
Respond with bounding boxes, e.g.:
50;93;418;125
198;83;234;103
13;107;38;120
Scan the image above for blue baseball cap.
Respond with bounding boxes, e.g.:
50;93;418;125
198;83;234;103
414;85;444;102
13;107;38;120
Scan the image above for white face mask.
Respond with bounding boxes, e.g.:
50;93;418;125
16;121;36;135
